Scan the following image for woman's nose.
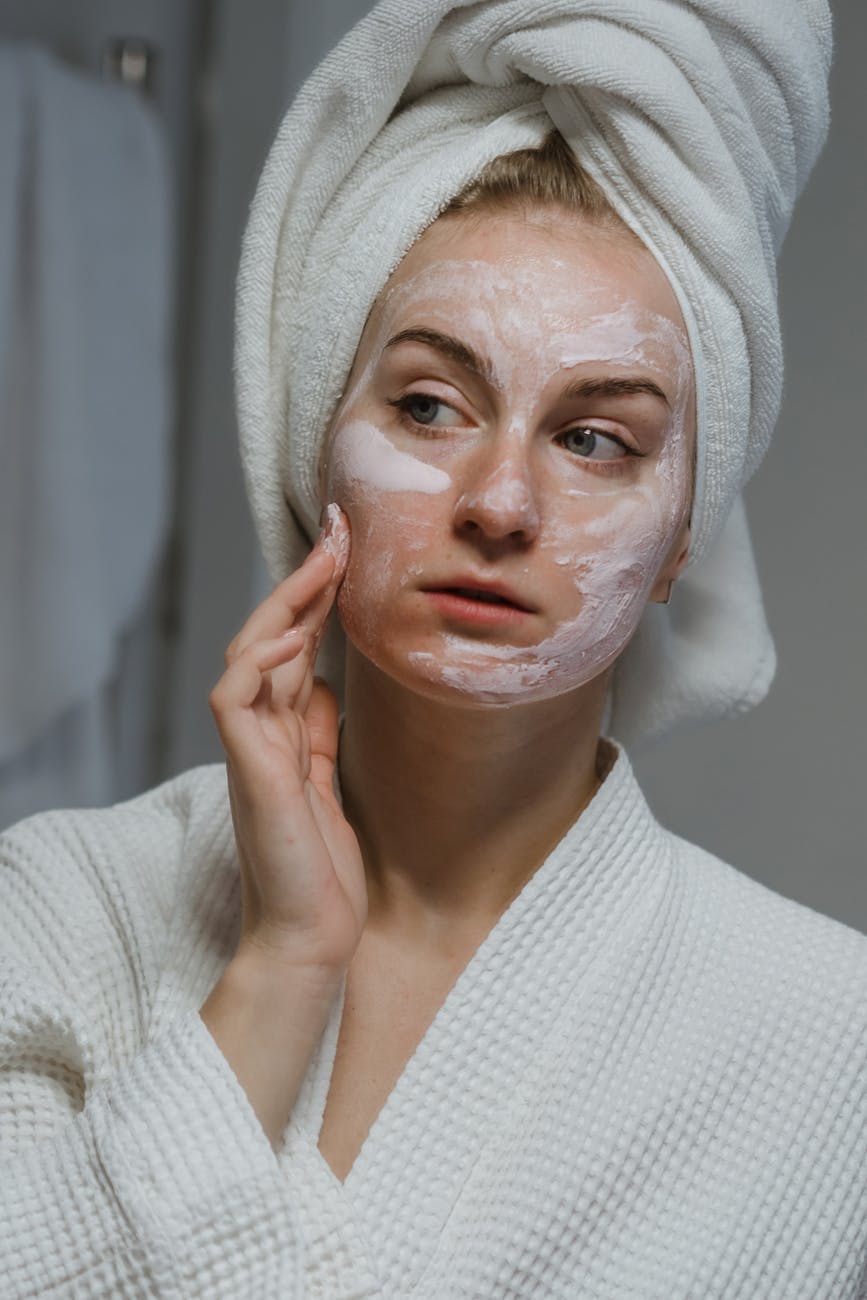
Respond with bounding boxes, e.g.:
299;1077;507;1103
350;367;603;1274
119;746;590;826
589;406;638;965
452;436;541;543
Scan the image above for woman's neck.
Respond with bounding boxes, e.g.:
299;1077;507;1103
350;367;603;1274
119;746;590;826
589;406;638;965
338;649;610;947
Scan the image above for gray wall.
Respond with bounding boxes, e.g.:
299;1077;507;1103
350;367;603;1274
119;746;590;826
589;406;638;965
167;0;376;775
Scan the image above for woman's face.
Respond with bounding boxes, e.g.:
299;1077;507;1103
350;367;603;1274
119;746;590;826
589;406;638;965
322;209;696;707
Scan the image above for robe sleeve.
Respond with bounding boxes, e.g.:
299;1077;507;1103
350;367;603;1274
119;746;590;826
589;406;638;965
0;790;306;1299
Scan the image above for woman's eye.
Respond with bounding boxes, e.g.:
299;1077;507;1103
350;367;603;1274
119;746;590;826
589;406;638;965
389;393;461;429
558;426;627;461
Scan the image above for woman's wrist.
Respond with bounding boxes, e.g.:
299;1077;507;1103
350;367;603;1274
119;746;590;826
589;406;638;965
232;932;348;992
200;947;343;1150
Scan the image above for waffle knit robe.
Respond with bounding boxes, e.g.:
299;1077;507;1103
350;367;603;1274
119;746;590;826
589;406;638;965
1;740;866;1298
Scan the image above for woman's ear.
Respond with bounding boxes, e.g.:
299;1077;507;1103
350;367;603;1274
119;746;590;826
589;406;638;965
649;522;691;604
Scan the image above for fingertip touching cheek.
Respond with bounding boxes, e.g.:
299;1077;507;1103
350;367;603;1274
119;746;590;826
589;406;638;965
320;214;696;707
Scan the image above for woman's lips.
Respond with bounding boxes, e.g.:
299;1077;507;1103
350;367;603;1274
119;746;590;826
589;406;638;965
422;589;533;626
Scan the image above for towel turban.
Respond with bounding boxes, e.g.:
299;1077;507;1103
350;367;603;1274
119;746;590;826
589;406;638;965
233;0;832;750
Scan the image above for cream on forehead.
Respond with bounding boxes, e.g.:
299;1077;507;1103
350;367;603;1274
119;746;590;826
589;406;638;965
356;254;693;412
331;254;693;465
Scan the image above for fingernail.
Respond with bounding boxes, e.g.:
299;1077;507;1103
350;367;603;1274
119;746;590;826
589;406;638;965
281;626;303;640
315;504;334;548
320;503;349;568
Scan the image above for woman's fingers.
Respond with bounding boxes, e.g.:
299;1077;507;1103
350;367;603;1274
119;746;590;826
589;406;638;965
210;503;365;974
305;679;340;795
211;504;350;761
210;631;306;755
217;553;337;732
226;504;350;664
226;548;333;666
267;567;340;714
266;510;350;712
291;508;350;649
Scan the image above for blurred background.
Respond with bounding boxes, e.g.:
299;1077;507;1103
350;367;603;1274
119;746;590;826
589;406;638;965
0;1;863;931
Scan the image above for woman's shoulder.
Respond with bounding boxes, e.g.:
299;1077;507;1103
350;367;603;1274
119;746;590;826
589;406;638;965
1;761;231;883
0;763;234;973
669;826;867;945
2;759;230;847
661;826;867;1039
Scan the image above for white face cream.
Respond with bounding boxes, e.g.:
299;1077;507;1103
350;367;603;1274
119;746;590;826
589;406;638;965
323;224;694;707
334;419;451;495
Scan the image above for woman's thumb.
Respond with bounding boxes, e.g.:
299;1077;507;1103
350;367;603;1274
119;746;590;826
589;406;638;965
305;678;340;790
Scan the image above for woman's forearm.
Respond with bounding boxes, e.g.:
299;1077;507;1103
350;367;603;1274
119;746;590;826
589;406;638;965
200;948;343;1150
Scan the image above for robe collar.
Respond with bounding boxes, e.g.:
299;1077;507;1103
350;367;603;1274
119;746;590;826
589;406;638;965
279;736;673;1294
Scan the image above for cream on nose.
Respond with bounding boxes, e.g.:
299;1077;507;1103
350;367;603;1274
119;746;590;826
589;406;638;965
453;442;541;540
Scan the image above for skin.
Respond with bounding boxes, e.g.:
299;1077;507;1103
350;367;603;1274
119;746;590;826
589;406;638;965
312;206;696;945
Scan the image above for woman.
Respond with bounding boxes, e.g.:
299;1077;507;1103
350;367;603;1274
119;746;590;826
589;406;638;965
2;2;866;1297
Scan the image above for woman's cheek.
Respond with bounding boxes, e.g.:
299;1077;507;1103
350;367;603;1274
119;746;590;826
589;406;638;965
331;491;388;649
332;485;436;656
326;414;455;634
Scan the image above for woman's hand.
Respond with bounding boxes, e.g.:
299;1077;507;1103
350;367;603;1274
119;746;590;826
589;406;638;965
208;504;366;976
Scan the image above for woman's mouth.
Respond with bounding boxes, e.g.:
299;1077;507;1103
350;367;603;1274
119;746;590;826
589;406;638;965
422;586;534;626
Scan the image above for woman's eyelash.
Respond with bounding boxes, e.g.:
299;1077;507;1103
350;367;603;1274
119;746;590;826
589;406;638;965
387;392;643;468
389;392;452;418
387;393;455;432
554;427;639;461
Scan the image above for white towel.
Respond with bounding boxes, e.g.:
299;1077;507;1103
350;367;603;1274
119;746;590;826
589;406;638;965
0;43;173;764
233;0;831;749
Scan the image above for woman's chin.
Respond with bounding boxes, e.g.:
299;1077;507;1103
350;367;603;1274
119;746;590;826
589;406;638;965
345;631;610;712
344;630;512;708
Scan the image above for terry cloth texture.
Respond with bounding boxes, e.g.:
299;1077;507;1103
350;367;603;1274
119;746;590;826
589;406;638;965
2;743;867;1296
233;0;832;750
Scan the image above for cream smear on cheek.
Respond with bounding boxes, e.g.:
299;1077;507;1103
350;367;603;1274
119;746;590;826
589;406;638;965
325;417;453;652
335;419;450;494
327;256;692;704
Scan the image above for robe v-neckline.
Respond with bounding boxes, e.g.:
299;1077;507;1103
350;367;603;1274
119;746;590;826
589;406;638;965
279;736;673;1296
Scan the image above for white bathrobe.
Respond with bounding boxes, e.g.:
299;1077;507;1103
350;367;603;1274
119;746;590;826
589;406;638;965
2;741;866;1297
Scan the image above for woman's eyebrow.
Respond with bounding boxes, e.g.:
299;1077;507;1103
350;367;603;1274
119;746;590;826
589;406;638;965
383;326;671;409
562;374;671;409
383;328;495;383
